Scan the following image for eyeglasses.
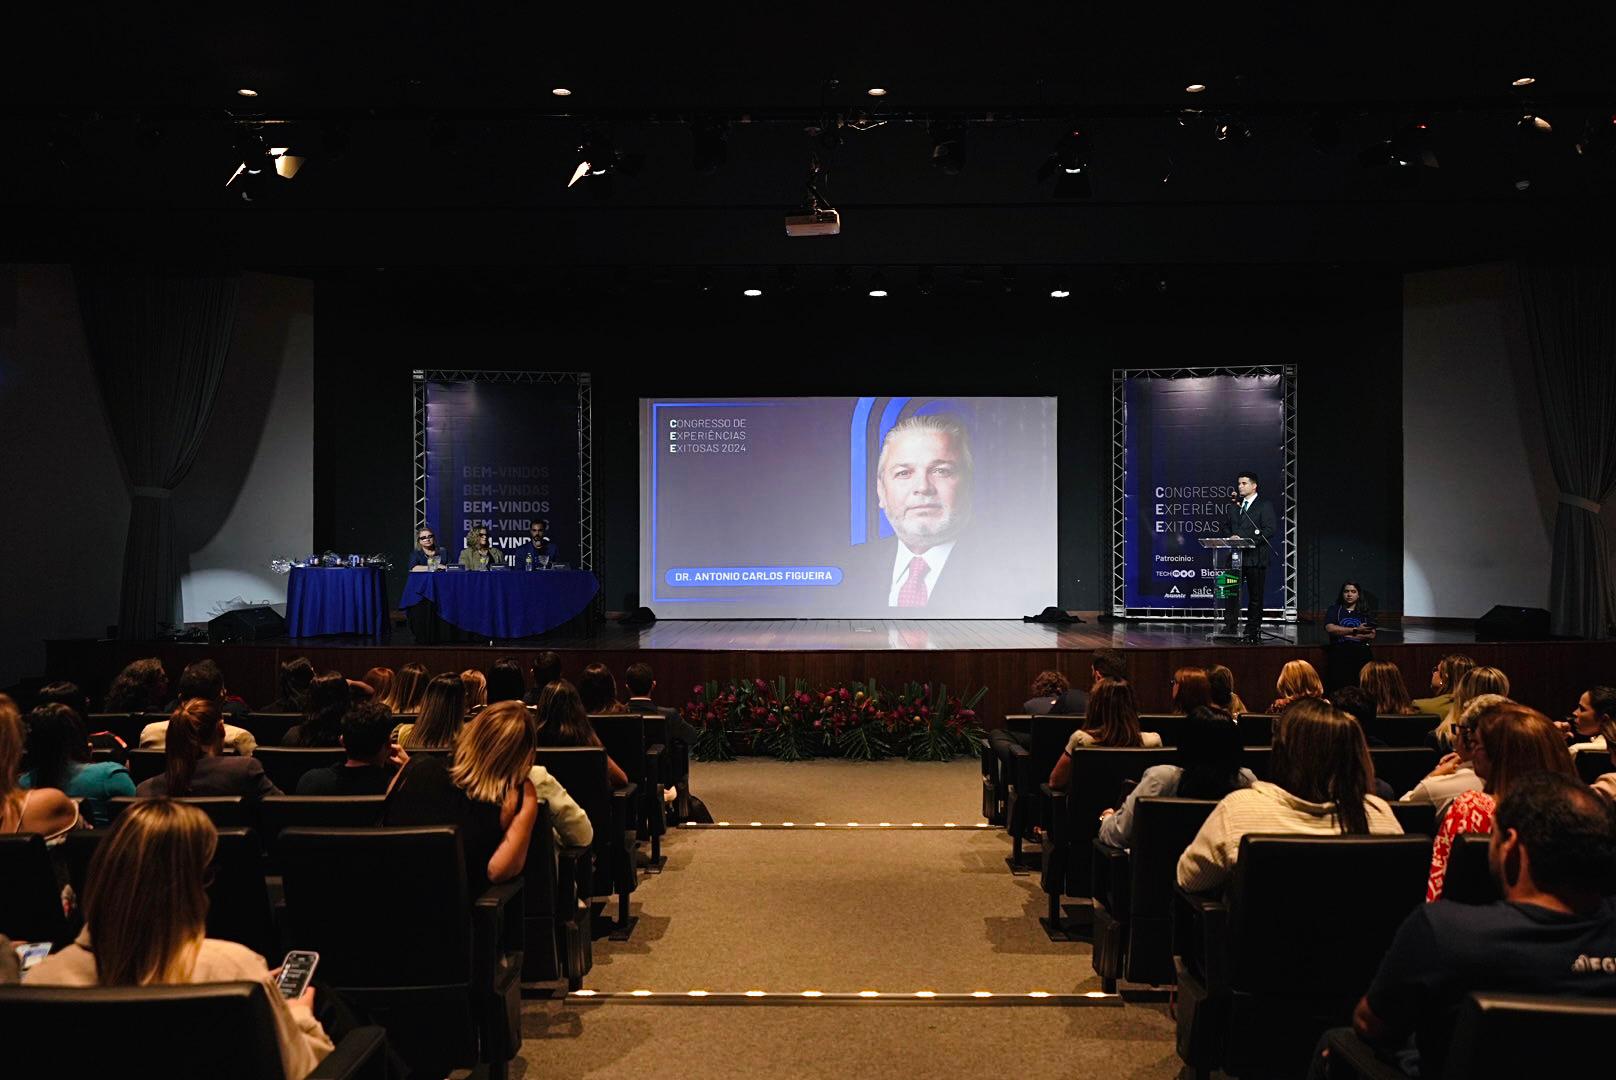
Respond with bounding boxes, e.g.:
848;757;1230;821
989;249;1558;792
418;534;434;540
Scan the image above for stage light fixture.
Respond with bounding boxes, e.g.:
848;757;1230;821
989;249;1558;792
225;132;303;201
1185;83;1207;93
567;128;642;194
1050;288;1071;299
742;288;763;297
1519;113;1552;133
867;271;888;298
929;119;966;175
1512;76;1536;87
552;87;573;96
1213;115;1250;142
1038;128;1092;198
858;990;881;997
236;87;259;98
867;87;888;97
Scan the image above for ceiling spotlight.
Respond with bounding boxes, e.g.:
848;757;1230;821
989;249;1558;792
1519;114;1553;133
1185;83;1207;94
225;132;303;200
1512;76;1536;88
552;87;573;97
929;119;966;175
1213;115;1251;142
866;87;888;97
1037;128;1092;198
1050;288;1071;299
236;88;259;98
567;128;642;194
743;288;763;297
867;272;888;298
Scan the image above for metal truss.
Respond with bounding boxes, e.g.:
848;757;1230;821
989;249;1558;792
412;370;596;580
1110;365;1298;622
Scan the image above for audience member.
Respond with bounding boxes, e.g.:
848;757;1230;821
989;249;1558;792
1564;686;1615;754
1323;580;1377;689
486;658;527;704
1360;660;1421;717
0;695;80;839
1205;664;1248;718
24;800;337;1079
523;651;564;705
1335;772;1616;1079
1097;706;1255;849
1023;670;1089;716
1400;693;1508;818
1433;665;1510;749
136;699;280;800
1412;653;1476;717
535;680;630;789
384;700;541;893
34;681;92;714
394;673;467;750
1177;698;1402;892
578;662;626;714
384;661;430;714
1048;679;1161;790
103;657;170;713
1090;647;1128;684
623;662;702;745
296;702;407;796
1330;686;1397;800
262;657;316;714
460;668;488;712
361;666;394;703
1594;713;1616;803
140;660;257;756
1427;702;1576;901
1269;659;1325;712
20;703;134;826
1170;667;1214;715
281;671;351;747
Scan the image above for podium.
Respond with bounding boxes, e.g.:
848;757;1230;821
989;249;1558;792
1199;536;1259;641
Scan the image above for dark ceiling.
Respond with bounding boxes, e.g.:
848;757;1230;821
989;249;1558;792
5;5;1614;271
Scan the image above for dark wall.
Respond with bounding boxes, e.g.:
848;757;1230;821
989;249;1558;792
315;270;1402;617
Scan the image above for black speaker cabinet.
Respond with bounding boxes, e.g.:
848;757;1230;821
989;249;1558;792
1475;605;1551;642
208;606;287;644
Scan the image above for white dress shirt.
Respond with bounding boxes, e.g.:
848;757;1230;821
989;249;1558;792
887;539;956;607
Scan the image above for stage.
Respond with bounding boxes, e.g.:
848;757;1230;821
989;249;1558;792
45;618;1614;724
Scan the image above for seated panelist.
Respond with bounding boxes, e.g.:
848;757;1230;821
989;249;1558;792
457;525;503;571
408;526;445;570
513;518;558;569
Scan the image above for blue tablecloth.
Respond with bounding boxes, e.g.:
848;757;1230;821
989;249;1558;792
399;569;598;639
285;566;390;637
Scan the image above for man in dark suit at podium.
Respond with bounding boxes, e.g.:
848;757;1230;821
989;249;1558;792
1222;470;1278;642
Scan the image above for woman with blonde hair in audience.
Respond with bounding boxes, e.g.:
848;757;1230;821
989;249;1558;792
1269;659;1325;712
0;695;80;839
1047;679;1162;790
361;666;394;703
393;673;466;749
1359;660;1420;716
1426;702;1576;900
135;698;279;800
384;700;541;892
460;668;488;712
1205;664;1248;718
1433;665;1510;749
535;680;630;789
384;661;429;714
1177;697;1402;892
103;657;170;713
24;799;335;1079
1412;653;1475;717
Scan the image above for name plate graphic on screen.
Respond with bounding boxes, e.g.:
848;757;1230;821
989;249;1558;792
1117;371;1291;616
640;397;1057;618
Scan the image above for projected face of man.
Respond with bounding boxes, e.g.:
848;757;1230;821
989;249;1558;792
876;428;970;553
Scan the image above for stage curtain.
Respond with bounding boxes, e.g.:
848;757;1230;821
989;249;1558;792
1519;263;1616;639
75;269;239;639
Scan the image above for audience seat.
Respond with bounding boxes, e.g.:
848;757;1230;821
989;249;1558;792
1575;749;1609;786
1367;714;1440;748
85;711;144;750
0;834;71;945
64;827;279;961
257;795;385;855
1090;797;1220;989
521;799;594;989
255;747;348;794
1439;833;1500;905
591;713;666;865
278;826;524;1080
536;746;639;938
240;711;300;747
1366;748;1439;796
1174;834;1433;1079
1388;801;1438;836
0;982;388;1080
107;795;251;829
639;712;691;822
1323;991;1616;1079
1139;714;1273;747
1006;714;1084;868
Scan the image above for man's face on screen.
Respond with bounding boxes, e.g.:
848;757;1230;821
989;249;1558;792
877;430;969;550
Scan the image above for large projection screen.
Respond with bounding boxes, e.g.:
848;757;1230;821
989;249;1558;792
639;396;1057;618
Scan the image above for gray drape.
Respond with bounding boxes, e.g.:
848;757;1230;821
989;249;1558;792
1519;264;1616;639
76;270;239;638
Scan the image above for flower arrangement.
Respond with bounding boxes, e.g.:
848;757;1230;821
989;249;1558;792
682;677;986;763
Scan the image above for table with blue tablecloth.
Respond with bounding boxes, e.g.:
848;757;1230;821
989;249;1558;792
400;568;599;642
285;565;391;637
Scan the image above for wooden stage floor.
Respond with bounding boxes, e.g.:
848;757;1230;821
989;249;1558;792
47;618;1612;725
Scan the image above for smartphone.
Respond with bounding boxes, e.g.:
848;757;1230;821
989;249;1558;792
13;941;51;973
276;950;319;999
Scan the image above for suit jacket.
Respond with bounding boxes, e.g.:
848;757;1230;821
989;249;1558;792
1226;495;1279;569
1024;688;1089;716
841;527;1004;617
625;696;700;745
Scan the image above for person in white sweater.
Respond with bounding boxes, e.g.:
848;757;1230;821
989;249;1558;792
1177;698;1403;892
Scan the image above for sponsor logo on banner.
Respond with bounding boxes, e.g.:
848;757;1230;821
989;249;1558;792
1166;585;1184;597
1191;586;1213;598
1201;569;1219;579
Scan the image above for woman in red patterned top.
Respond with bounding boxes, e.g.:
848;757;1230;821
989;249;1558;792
1426;702;1577;900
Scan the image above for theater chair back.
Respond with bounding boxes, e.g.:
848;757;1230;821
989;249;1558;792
1369;713;1440;748
257;795;385;855
1367;747;1439;796
0;834;70;945
535;747;637;907
1440;832;1501;904
591;713;665;856
1047;747;1177;898
1443;992;1616;1078
254;747;348;793
1140;714;1273;747
107;795;251;829
1389;800;1438;836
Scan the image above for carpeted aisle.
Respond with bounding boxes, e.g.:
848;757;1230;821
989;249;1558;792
518;758;1185;1079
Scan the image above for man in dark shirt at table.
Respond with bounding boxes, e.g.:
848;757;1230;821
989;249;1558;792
513;518;558;569
296;701;404;796
1318;771;1616;1077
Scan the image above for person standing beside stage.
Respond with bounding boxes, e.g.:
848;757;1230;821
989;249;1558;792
409;526;445;569
1323;580;1377;691
514;519;557;570
458;525;502;570
1220;471;1278;643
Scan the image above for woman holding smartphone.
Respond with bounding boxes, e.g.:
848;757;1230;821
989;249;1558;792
24;800;335;1080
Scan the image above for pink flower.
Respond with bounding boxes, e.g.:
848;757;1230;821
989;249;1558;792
693;685;705;697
